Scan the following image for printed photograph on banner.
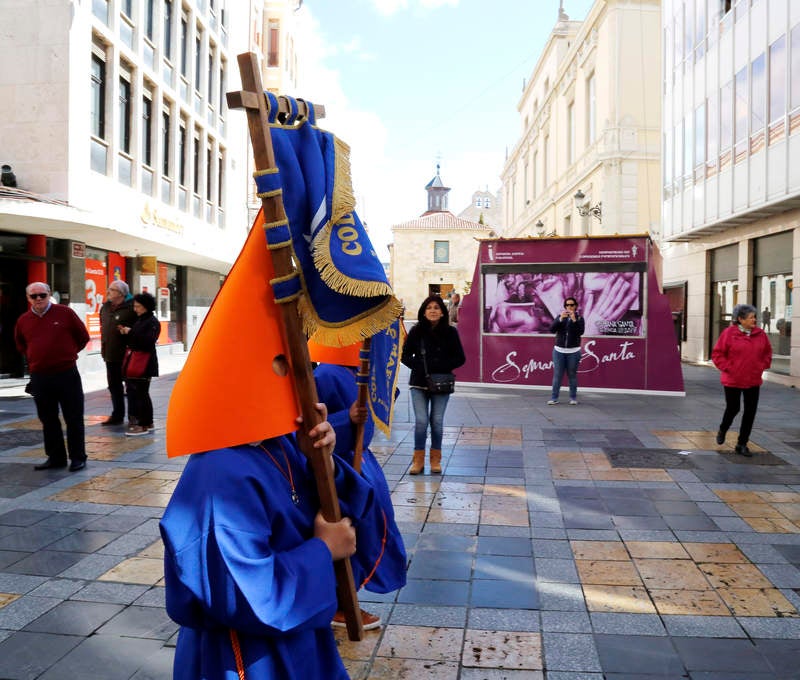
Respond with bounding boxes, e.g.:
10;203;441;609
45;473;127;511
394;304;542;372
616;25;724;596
483;270;643;337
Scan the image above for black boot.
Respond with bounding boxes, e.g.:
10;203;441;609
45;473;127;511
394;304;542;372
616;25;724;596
734;444;752;457
716;429;726;445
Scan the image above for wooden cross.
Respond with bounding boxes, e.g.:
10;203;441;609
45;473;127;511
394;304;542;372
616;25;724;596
227;52;364;641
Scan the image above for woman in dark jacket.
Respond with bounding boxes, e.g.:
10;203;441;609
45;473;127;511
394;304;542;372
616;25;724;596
548;296;585;405
119;292;160;436
401;296;466;475
711;303;772;456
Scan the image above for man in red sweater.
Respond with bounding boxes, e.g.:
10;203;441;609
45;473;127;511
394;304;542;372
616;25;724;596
14;282;90;471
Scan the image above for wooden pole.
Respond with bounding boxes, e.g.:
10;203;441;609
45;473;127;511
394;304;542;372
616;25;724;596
227;52;363;641
351;337;371;474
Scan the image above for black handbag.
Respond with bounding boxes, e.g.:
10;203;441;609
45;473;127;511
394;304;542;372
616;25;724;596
421;342;455;394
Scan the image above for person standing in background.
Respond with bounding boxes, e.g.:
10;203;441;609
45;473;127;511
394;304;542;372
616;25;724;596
99;280;137;426
712;303;772;457
401;296;465;475
119;292;160;436
14;282;90;471
547;296;585;406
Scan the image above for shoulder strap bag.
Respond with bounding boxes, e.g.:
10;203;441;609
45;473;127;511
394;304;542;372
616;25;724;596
420;340;455;395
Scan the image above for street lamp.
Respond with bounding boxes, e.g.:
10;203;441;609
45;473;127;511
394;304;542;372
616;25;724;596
574;189;602;223
535;219;544;235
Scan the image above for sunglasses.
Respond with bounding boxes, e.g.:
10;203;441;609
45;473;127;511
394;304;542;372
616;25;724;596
565;303;577;307
29;293;49;300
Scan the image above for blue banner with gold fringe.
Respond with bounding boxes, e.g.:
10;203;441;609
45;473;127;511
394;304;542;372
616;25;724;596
366;318;404;437
254;93;401;345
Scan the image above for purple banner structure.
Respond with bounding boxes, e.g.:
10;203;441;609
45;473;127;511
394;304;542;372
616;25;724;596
456;235;684;394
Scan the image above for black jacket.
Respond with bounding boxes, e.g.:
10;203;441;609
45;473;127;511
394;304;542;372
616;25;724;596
100;297;137;362
401;323;466;388
126;312;160;378
549;315;585;349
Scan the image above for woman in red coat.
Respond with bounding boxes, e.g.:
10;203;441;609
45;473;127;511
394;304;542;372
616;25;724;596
711;303;772;457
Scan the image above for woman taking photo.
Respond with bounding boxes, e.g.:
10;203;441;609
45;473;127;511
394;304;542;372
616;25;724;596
547;296;585;405
711;303;772;456
401;296;465;475
119;292;160;436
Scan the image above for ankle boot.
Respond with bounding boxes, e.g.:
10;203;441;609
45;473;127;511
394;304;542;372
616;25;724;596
409;449;425;475
429;448;442;474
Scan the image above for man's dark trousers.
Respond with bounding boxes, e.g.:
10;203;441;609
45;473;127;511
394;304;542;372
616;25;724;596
106;360;128;421
30;367;86;464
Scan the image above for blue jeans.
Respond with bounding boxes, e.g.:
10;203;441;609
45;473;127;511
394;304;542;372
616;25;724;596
410;387;450;450
551;349;581;401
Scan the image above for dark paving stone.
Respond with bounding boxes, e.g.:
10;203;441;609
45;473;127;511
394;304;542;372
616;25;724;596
0;429;44;448
0;484;39;499
36;634;165;680
604;676;689;680
712;450;788;465
644;488;691;501
85;514;149;532
555;486;601;499
129;646;175;680
396;578;470;606
45;530;121;553
693;466;800;485
470;578;539;609
0;526;74;552
605;499;659;516
563;512;615;530
561;498;607;514
752;638;800;678
0;509;56;527
96;605;178;640
0;463;69;487
604;448;698;469
0;631;83;680
662;515;720;531
653;501;703;515
0;549;29;570
596;487;648;500
473;554;535;581
594;634;686;675
442;466;485;476
774;544;800;566
476;536;532;556
38;512;101;529
23;600;124;636
4;550;85;577
407;550;472;580
613;516;670;530
672;637;771;672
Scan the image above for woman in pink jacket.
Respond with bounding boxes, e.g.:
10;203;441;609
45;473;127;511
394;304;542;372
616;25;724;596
711;303;772;457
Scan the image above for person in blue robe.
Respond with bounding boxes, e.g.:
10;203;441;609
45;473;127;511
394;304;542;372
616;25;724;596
159;413;377;680
314;363;407;599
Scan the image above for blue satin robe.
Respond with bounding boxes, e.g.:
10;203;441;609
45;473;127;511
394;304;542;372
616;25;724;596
314;363;407;594
159;436;375;679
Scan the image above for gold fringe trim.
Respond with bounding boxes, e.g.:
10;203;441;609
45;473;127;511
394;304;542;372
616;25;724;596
264;219;289;229
253;168;278;178
311;226;393;298
331;136;355;226
296;295;403;348
257;189;283;199
267;240;292;251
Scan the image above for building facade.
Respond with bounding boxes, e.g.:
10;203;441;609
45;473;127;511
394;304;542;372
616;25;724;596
389;168;496;317
501;0;661;240
661;0;800;384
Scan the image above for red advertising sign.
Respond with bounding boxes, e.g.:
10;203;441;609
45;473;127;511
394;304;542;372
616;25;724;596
85;258;107;341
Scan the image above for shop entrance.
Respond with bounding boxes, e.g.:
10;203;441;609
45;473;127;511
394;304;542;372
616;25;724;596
0;257;29;377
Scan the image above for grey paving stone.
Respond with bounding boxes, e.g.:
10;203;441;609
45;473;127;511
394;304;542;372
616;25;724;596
534;558;579;583
616;529;677;542
467;607;540;632
756;563;800;588
532;512;565;528
531;527;568;539
475;525;530;538
460;671;543;680
672;636;772;672
696;501;738;517
565;529;619;542
415;533;476;552
4;550;85;577
0;573;48;594
28;578;86;599
0;526;74;552
673;530;730;543
23;600;123;636
128;645;175;680
132;586;166;608
541;610;591;633
96;605;178;640
539;582;587;612
474;554;536;581
736;543;791;563
531;539;573;559
35;634;165;680
589;613;666;636
661;615;747;638
542;632;602;672
712;516;754;532
0;631;83;680
57;552;126;580
388;604;467;627
0;596;61;630
737;617;800;639
477;536;532;556
545;674;603;680
0;509;56;526
71;581;150;605
38;512;101;529
129;518;163;536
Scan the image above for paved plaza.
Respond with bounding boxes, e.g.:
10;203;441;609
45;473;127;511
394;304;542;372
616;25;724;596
1;362;800;678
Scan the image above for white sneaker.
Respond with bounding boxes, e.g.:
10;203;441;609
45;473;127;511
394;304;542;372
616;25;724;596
547;400;559;405
569;399;578;405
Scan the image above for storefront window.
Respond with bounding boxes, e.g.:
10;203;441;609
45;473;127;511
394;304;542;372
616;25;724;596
754;231;793;374
710;243;739;357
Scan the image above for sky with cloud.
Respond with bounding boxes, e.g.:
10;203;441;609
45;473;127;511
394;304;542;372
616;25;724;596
296;0;596;258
